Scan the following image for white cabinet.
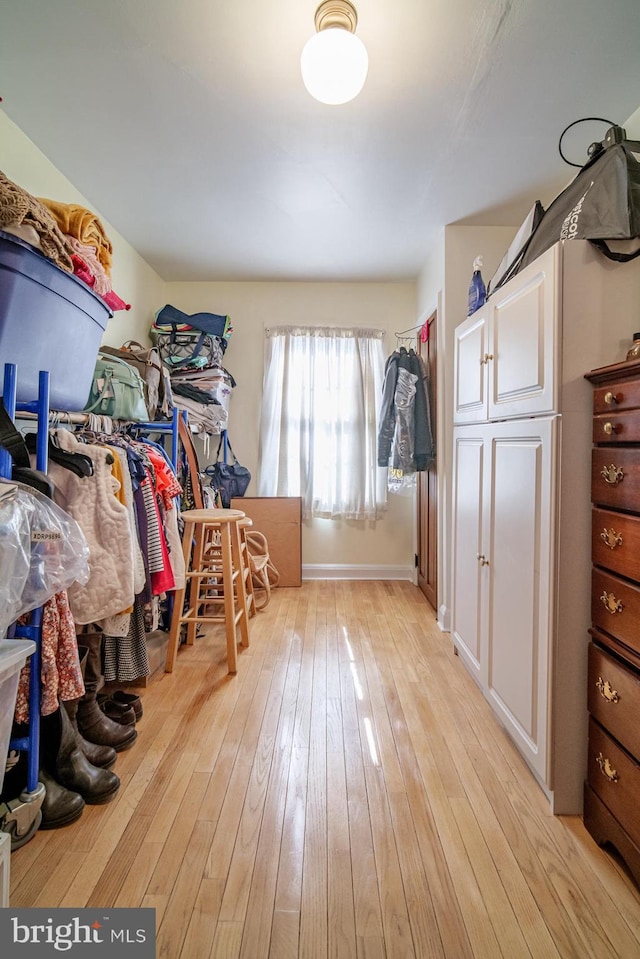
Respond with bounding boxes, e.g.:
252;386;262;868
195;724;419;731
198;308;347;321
453;245;559;424
452;418;556;784
450;239;640;815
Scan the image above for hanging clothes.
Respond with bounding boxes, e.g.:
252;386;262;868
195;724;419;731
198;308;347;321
15;590;85;723
47;429;135;624
377;346;435;478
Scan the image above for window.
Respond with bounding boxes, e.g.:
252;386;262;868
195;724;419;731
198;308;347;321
258;326;387;520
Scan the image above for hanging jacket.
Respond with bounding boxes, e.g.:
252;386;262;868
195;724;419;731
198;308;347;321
377;348;435;472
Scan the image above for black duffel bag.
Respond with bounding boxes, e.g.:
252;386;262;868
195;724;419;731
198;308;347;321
494;127;640;293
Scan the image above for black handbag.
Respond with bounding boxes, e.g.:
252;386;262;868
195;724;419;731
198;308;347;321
203;435;251;508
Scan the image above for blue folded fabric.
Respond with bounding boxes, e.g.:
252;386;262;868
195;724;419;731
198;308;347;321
155;304;229;338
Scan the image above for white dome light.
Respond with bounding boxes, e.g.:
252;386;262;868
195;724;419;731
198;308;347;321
301;2;368;106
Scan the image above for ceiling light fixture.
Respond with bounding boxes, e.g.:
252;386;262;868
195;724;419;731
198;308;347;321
301;1;368;106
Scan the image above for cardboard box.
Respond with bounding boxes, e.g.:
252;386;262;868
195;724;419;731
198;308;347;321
231;496;302;587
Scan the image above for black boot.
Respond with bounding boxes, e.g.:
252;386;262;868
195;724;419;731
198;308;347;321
40;706;120;805
39;769;85;829
63;699;117;770
76;634;137;752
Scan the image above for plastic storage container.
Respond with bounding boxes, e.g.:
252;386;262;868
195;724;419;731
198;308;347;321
0;229;111;411
0;639;35;794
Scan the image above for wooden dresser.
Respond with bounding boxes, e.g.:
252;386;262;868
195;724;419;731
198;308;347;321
584;358;640;884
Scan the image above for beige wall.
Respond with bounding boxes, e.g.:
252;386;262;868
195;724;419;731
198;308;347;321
165;280;417;572
416;225;516;629
0;111;164;346
1;110;419;574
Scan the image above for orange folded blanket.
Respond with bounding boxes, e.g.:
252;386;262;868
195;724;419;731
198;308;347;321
39;198;113;275
0;170;73;272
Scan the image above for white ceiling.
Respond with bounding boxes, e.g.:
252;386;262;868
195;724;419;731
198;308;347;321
1;0;639;282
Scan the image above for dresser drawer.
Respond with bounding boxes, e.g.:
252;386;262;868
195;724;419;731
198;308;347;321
591;569;640;657
592;508;640;582
588;643;640;758
593;411;640;445
592;447;640;509
588;717;640;849
594;379;640;415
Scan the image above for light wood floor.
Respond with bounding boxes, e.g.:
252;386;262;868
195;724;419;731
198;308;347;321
10;581;640;958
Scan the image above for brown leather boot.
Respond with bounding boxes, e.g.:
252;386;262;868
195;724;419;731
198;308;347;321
40;706;120;805
39;768;85;829
63;699;117;769
76;634;137;752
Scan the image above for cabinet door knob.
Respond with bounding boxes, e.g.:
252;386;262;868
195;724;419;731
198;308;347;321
600;528;623;550
596;676;620;703
480;353;494;365
596;752;618;783
600;591;624;615
600;464;624;485
604;391;620;406
603;421;620;435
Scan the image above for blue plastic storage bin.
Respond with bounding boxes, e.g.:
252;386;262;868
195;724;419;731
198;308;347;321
0;229;112;411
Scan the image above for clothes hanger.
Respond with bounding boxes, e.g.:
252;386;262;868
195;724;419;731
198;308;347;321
24;431;94;477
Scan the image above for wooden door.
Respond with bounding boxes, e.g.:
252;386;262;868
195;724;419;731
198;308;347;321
417;311;438;610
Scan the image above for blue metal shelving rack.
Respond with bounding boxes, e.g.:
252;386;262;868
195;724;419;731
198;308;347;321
0;363;48;847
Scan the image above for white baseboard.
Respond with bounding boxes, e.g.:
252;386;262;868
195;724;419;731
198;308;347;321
302;564;414;581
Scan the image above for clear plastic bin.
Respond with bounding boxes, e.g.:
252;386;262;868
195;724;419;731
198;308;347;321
0;639;35;795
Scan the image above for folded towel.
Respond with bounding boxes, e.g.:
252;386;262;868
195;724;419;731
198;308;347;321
39;198;113;275
0;170;73;272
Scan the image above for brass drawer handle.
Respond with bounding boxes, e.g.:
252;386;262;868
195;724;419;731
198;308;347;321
596;676;620;703
601;464;624;485
600;591;624;615
596;752;618;783
600;528;623;550
603;421;620;436
604;391;620;406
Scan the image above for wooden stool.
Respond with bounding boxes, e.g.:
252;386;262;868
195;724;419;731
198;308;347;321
165;508;250;674
237;517;257;618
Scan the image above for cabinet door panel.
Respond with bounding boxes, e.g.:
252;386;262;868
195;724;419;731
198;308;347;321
488;246;559;420
453;309;487;424
451;429;486;683
485;418;556;782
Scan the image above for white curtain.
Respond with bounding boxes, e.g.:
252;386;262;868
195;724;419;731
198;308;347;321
258;326;387;520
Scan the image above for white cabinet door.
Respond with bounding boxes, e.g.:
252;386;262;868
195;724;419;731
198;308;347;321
453;307;488;424
488;245;559;420
451;426;487;685
453;245;560;425
484;416;557;784
451;417;557;787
